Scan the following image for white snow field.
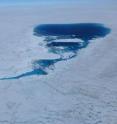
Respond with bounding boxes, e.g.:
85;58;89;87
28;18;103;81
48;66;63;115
0;3;117;124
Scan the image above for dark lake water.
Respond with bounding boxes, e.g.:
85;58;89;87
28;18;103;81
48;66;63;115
0;23;110;80
34;23;110;41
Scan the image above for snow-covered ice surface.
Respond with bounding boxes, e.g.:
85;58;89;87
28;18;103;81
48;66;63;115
0;4;117;124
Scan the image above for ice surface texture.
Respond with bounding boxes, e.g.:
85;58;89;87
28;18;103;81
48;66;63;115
0;23;110;80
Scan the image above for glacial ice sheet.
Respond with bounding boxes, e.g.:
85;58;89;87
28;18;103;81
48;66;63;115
0;5;116;124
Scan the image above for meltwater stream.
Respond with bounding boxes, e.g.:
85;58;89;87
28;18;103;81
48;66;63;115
0;23;110;80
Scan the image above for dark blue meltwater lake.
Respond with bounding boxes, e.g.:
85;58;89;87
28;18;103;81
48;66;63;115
34;23;110;41
0;23;111;80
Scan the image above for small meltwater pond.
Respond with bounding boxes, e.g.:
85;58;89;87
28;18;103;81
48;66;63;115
0;23;111;80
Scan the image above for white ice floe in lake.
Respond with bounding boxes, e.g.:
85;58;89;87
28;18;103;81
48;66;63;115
0;2;117;124
50;39;84;43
